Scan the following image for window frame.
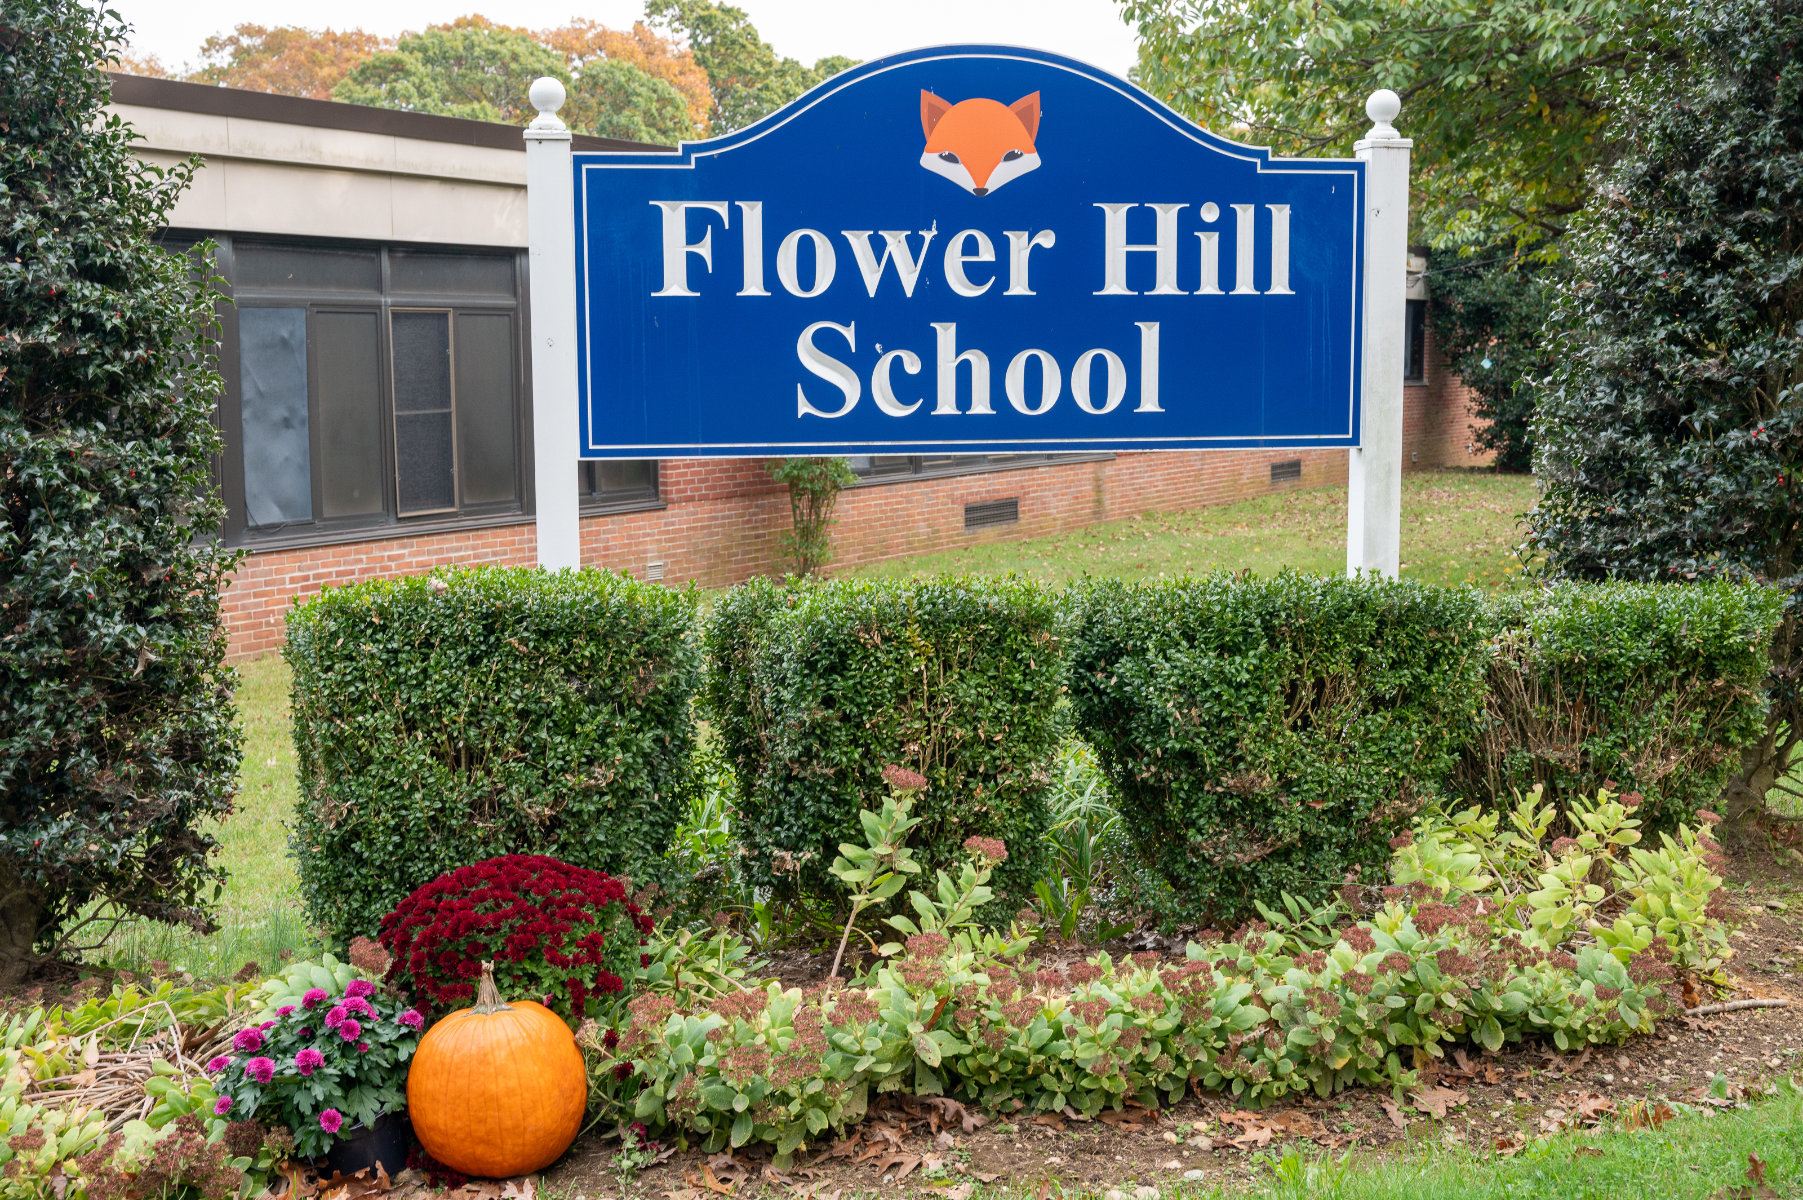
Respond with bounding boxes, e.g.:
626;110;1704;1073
579;460;665;514
203;232;541;550
388;305;461;519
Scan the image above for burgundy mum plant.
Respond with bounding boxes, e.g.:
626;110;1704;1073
378;854;652;1026
210;977;422;1158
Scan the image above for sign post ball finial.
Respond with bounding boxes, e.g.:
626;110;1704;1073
1365;89;1402;136
530;76;567;119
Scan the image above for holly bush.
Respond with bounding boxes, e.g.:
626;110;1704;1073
703;575;1063;920
285;566;701;938
378;854;653;1026
0;1;241;983
1529;0;1803;826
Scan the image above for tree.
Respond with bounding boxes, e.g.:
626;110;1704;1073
646;0;855;134
1423;247;1558;471
189;24;391;100
569;58;697;145
540;19;712;134
0;3;242;981
334;19;568;124
1121;0;1677;250
1528;0;1803;830
770;457;856;576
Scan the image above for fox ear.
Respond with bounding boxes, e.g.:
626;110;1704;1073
921;90;952;138
1010;92;1041;141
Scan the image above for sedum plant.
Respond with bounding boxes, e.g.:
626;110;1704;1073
1389;785;1735;974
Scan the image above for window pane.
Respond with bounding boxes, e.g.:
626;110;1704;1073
580;460;657;501
454;312;518;505
392;311;455;513
237;243;379;293
238;307;312;527
1404;299;1427;381
314;311;385;519
389;250;515;297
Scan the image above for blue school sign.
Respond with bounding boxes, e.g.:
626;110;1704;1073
568;46;1367;458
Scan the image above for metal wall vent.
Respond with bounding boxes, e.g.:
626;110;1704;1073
964;498;1020;530
645;560;666;581
1270;459;1303;484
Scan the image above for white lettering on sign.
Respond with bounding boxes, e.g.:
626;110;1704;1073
650;202;1289;417
792;321;1162;421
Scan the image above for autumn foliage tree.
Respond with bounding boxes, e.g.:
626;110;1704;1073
1;2;241;982
190;25;392;100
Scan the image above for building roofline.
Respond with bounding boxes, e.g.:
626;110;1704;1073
105;72;669;155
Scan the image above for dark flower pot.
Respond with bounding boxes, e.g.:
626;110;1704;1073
318;1112;411;1179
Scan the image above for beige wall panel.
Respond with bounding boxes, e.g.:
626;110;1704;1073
387;176;527;247
138;149;228;231
222;117;400;176
109;104;232;156
389;137;526;187
221;160;396;241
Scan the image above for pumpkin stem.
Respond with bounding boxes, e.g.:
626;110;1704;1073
473;961;512;1014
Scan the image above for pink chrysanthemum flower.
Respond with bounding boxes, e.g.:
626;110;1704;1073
338;1018;362;1042
276;1005;296;1017
245;1057;275;1083
319;1108;343;1134
213;1096;233;1116
344;979;376;999
398;1009;424;1030
342;995;373;1017
295;1048;324;1076
205;1055;232;1073
301;988;328;1009
324;1005;348;1030
232;1028;264;1052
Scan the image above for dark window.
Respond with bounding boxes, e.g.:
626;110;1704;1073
1404;298;1427;382
1270;459;1302;483
580;460;660;510
213;235;535;546
846;452;1105;481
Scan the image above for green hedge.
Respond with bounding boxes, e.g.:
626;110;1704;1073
1462;580;1780;829
704;576;1063;916
286;566;701;938
1065;573;1495;924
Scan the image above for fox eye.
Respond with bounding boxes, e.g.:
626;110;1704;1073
938;151;960;164
1003;149;1024;162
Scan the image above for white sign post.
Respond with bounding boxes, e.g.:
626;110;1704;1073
1346;89;1413;579
525;77;582;571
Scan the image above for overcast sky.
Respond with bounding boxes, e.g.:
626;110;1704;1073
118;0;1143;81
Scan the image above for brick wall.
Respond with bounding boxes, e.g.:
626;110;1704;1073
221;354;1492;660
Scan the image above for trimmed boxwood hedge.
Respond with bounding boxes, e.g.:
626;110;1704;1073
704;575;1064;917
286;565;700;938
1065;573;1497;924
1463;580;1781;831
1066;573;1780;925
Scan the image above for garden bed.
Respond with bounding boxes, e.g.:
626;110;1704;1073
537;857;1803;1200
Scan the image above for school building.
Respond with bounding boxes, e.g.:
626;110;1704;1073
107;72;1492;661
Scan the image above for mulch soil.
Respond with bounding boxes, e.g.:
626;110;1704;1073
536;845;1803;1200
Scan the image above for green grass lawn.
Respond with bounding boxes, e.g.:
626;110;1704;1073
94;653;311;980
848;470;1539;590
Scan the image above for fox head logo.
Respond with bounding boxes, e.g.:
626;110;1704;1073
919;90;1041;196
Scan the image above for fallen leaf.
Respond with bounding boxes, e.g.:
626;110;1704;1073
1623;1100;1675;1131
1379;1099;1406;1131
1411;1086;1469;1120
1572;1147;1604;1159
1031;1114;1067;1131
945;1185;973;1200
874;1154;922;1181
1574;1093;1615;1125
1493;1133;1523;1158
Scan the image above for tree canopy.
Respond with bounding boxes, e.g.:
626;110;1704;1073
334;20;570;125
1122;0;1676;249
190;24;391;100
647;0;856;133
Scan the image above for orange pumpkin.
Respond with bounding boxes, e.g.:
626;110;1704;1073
407;961;587;1177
